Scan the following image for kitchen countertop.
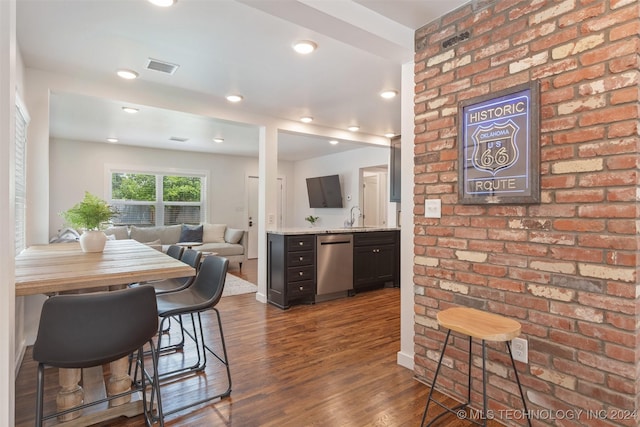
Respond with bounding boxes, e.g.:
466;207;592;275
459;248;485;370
268;227;400;235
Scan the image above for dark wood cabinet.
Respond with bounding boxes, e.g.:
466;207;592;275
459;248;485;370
390;135;401;202
353;231;399;292
267;233;316;309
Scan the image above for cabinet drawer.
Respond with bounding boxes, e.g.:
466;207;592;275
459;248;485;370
287;265;314;282
287;235;315;251
287;280;315;298
354;231;396;246
287;250;314;267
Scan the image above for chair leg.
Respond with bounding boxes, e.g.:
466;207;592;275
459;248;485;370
420;330;452;427
481;340;488;427
506;341;532;427
35;364;45;427
160;308;232;418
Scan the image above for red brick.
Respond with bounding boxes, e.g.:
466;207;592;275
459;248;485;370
555;189;605;203
581;39;640;66
606;250;637;267
579;105;638;126
553;63;606;87
579;170;636;187
608;121;639;138
610;87;639;105
553;219;606;232
558;3;606;28
551;246;604;262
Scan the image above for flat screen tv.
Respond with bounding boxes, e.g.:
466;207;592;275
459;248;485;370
306;174;343;208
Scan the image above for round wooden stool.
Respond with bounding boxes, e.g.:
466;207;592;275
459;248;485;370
420;307;531;427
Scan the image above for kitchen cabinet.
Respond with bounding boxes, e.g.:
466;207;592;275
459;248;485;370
353;231;399;292
267;233;316;309
390;135;401;202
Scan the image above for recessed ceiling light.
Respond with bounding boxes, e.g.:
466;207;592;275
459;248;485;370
122;106;139;114
300;116;313;123
148;0;176;7
380;90;398;99
106;138;118;143
329;140;339;145
348;125;360;132
384;133;396;138
226;94;243;103
293;40;317;54
213;138;224;143
116;69;138;80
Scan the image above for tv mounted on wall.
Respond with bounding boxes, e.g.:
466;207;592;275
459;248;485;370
306;174;343;208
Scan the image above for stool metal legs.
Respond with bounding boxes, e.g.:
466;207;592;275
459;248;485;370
420;331;531;427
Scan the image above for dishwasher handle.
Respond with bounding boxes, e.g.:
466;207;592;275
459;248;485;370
319;240;352;245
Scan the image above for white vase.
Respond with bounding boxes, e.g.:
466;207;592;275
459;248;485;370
79;230;107;253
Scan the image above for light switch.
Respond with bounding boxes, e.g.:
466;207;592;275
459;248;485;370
424;199;441;218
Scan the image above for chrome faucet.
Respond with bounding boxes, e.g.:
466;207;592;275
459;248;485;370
348;205;361;227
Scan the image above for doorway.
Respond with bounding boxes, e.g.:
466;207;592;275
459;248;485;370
360;166;388;227
247;176;284;259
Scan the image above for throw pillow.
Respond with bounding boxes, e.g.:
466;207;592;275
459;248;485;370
203;223;226;243
143;239;162;251
179;224;203;243
224;228;244;244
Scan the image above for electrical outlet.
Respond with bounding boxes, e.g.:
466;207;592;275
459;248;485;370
511;337;528;364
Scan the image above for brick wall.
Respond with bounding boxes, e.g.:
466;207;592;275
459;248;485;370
413;1;639;425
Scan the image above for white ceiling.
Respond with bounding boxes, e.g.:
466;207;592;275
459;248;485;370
17;0;468;161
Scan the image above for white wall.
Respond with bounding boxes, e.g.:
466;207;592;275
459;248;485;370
49;138;263;236
0;0;16;424
292;145;390;229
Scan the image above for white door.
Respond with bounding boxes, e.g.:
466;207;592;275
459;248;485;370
247;176;284;259
247;176;259;259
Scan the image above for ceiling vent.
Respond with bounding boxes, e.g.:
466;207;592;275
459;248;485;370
169;136;188;142
146;58;179;75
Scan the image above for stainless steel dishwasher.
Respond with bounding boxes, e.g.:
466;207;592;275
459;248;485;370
316;233;353;302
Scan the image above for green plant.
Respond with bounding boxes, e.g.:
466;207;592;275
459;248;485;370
60;192;117;230
305;215;319;225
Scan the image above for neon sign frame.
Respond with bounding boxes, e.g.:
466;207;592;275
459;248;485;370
458;81;540;205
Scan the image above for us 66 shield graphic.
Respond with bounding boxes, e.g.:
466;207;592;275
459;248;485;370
471;120;519;175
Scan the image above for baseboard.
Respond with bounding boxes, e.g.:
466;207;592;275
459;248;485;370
397;349;414;370
255;291;267;303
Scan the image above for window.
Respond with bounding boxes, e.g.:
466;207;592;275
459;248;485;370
15;95;30;255
110;171;205;226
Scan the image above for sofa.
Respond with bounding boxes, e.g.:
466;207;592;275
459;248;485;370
104;223;248;269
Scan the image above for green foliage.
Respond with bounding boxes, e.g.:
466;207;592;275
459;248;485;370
163;176;201;202
111;173;156;201
305;215;319;225
60;192;117;230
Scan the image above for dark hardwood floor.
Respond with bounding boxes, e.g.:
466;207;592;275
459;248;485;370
15;259;494;427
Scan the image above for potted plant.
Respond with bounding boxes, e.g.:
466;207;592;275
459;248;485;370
305;215;319;227
60;191;117;252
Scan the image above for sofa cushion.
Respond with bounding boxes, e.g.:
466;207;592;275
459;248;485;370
179;224;203;243
104;226;129;240
144;239;163;252
203;223;226;243
131;224;181;244
199;242;244;257
224;227;244;244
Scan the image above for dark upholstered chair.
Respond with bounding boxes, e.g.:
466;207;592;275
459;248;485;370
155;255;232;417
133;249;202;294
32;286;163;426
166;244;184;260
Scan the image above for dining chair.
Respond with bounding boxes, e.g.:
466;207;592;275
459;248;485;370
166;244;184;260
132;248;202;294
155;255;232;417
32;286;164;426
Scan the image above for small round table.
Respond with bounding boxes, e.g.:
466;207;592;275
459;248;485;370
176;242;203;250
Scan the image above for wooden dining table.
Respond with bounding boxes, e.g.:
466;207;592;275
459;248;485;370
16;239;195;425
